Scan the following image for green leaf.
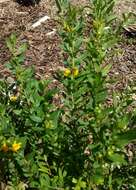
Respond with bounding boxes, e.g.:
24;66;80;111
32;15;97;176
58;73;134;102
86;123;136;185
50;111;60;128
30;115;43;123
13;110;22;115
73;38;82;50
117;116;129;129
115;128;136;147
6;33;17;53
108;153;127;165
17;54;25;64
55;0;62;12
17;43;27;55
72;178;77;184
6;39;13;53
92;174;104;185
95;90;107;103
104;1;115;15
38;163;49;174
101;64;112;76
107;15;117;25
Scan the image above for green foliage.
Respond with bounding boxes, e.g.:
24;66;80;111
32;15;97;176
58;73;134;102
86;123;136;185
0;34;64;189
0;0;136;189
55;0;136;189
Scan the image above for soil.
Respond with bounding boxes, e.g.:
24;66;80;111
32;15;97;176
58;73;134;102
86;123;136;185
0;0;136;89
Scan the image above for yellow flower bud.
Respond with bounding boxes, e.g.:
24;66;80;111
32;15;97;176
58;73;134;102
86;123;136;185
64;68;71;77
108;150;114;156
11;141;21;152
10;95;17;102
63;22;74;32
107;147;114;156
1;143;9;152
72;67;79;77
45;120;54;129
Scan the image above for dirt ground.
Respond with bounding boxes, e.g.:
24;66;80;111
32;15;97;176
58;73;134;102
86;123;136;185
0;0;136;89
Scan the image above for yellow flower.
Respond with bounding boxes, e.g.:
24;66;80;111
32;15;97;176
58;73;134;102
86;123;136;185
10;95;17;102
66;26;74;33
64;68;71;77
45;120;54;129
11;141;21;152
63;22;74;32
72;67;79;77
1;143;9;152
108;149;114;156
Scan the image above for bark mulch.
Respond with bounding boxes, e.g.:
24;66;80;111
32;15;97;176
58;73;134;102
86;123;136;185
0;0;136;89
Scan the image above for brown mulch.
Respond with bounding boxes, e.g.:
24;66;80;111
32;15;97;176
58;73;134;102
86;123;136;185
0;0;62;79
0;0;136;89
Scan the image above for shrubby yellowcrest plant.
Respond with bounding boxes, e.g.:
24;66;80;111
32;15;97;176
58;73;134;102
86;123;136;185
56;0;136;189
0;33;62;188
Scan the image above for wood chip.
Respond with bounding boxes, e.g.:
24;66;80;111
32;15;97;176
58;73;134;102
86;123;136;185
31;15;50;28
